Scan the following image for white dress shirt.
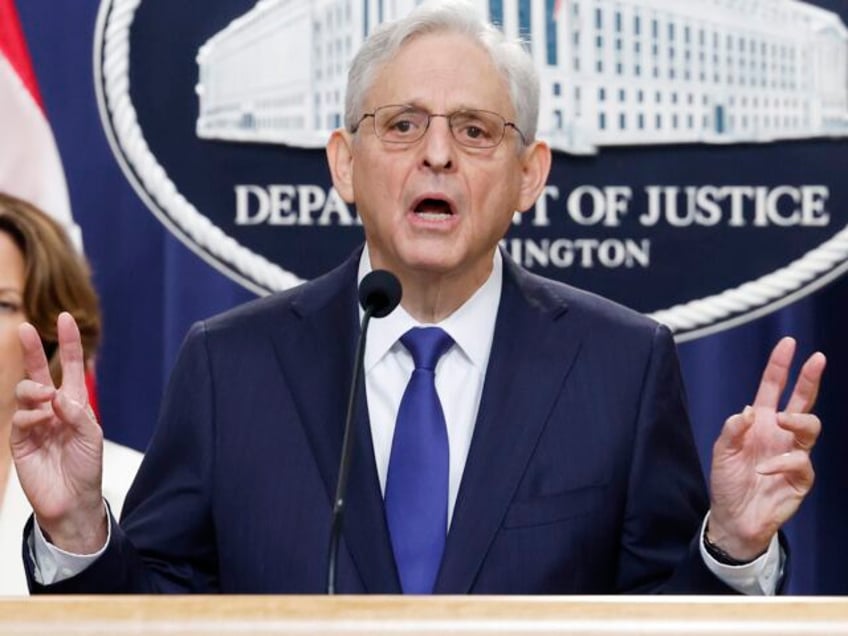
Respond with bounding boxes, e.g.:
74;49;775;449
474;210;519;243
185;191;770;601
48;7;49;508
359;247;501;525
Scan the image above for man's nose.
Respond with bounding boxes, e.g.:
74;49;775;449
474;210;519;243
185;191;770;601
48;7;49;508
420;115;455;171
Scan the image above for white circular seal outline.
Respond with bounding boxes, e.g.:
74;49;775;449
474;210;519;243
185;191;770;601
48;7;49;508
94;0;302;297
93;0;848;342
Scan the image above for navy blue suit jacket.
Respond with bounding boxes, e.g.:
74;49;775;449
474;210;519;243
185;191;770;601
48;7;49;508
27;249;737;594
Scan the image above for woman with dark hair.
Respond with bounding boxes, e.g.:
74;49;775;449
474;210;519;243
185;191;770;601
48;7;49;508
0;192;142;594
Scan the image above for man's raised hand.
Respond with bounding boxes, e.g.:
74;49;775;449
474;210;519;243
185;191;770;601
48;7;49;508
11;312;106;553
707;337;826;560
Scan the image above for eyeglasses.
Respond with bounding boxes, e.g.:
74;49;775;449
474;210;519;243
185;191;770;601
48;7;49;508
352;104;526;149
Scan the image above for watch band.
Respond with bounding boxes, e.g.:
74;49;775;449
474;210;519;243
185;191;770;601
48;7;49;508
703;526;759;566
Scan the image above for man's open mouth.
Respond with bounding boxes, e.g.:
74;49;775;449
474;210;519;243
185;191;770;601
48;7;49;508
412;196;456;220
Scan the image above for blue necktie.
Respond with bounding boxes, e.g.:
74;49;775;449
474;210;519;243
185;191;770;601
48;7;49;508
385;327;453;593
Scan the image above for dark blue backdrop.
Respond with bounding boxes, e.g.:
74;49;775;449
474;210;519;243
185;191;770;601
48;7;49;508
17;0;847;594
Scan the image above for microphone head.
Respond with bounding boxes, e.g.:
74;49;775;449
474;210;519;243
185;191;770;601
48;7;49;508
358;270;402;318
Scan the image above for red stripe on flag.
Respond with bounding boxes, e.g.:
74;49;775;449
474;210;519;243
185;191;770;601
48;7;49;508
85;369;101;422
0;0;43;110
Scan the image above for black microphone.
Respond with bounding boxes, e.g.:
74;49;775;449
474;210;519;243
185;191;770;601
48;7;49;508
326;269;402;594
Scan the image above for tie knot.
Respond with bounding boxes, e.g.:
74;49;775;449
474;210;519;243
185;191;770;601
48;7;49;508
401;327;454;371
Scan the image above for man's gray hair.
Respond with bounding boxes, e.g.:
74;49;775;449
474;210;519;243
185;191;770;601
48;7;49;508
344;0;540;143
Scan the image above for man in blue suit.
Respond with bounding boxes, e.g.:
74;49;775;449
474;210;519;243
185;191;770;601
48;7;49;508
13;2;824;594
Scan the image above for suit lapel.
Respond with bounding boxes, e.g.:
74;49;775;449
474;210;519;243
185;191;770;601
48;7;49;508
269;250;399;593
435;258;584;593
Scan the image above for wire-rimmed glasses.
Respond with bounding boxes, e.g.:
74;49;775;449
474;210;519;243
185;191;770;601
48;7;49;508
353;104;526;149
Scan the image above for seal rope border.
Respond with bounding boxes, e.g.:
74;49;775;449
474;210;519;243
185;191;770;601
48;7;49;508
94;0;848;341
94;0;303;296
652;226;848;341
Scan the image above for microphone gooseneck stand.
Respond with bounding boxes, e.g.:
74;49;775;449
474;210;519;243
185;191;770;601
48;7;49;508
326;269;401;594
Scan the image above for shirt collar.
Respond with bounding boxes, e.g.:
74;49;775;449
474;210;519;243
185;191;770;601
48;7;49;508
359;245;502;372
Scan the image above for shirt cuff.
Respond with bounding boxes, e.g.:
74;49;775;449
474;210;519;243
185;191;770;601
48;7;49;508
28;501;111;585
699;512;783;595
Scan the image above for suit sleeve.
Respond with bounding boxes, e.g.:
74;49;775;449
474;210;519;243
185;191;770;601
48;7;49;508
26;321;219;594
615;323;738;594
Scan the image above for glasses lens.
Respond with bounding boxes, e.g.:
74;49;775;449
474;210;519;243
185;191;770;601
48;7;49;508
374;106;429;143
449;110;505;148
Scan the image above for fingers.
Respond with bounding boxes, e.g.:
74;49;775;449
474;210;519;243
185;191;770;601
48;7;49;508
18;391;95;432
715;406;755;451
57;312;88;402
785;351;827;414
15;379;56;410
751;338;827;414
18;313;90;402
751;413;819;491
752;337;795;410
777;412;821;451
756;449;815;492
14;379;98;436
11;407;56;431
715;407;819;455
51;390;98;434
14;315;95;444
18;322;55;388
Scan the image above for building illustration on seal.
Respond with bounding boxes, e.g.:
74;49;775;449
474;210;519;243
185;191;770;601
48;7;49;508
195;0;848;154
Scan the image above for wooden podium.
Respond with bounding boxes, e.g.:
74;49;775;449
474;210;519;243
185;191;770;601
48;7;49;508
1;596;847;635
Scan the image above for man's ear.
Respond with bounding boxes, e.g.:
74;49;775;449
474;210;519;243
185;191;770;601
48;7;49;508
326;129;356;204
516;140;552;212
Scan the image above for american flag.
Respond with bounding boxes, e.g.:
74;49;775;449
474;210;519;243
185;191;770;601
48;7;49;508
0;0;80;248
1;0;98;414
